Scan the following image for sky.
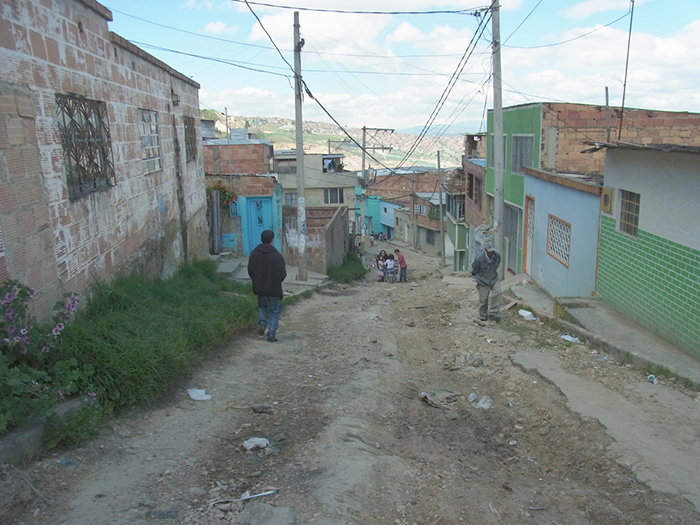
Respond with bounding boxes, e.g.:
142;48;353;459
106;0;700;137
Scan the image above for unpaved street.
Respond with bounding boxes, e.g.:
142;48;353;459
5;246;700;525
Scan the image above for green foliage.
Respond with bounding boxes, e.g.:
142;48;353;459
1;259;259;444
207;181;237;206
283;289;313;306
326;251;367;284
200;109;222;121
0;280;88;434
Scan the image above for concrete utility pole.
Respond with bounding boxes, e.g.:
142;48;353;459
359;126;393;248
492;0;505;280
412;173;417;248
293;11;307;281
438;151;445;266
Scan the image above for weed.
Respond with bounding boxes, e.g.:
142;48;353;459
327;251;367;284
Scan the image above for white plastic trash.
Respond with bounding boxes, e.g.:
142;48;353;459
560;334;581;344
518;309;535;321
472;395;493;409
242;437;270;451
187;388;211;401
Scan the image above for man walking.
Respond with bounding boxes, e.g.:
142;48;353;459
471;241;501;322
248;230;287;342
394;249;408;283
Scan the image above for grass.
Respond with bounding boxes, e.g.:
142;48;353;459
326;251;367;284
53;259;258;417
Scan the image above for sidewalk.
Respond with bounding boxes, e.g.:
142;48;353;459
216;254;329;295
504;274;700;388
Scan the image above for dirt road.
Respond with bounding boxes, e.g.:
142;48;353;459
4;246;700;524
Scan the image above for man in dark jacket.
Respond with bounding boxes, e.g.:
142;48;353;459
471;240;501;322
247;230;287;342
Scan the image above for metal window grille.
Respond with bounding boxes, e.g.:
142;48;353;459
546;214;571;267
619;189;640;236
285;192;297;206
140;109;162;174
55;94;115;199
184;116;197;161
512;136;534;174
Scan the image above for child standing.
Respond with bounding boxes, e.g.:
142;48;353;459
394;249;408;282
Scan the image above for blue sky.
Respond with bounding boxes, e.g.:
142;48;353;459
106;0;700;134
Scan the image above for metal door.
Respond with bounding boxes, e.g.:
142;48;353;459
504;204;521;274
244;197;273;255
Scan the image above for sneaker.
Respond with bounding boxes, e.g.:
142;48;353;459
480;317;488;322
267;335;278;343
257;325;267;336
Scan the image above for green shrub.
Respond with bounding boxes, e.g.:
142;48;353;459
327;251;367;284
1;259;259;443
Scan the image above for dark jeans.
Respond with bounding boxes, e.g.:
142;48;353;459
399;267;407;282
257;296;282;338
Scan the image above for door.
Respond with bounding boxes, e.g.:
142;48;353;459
503;204;521;275
244;197;273;255
524;196;535;274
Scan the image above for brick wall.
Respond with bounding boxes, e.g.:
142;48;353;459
205;174;277;198
0;0;207;320
282;206;349;273
598;215;700;359
203;143;272;175
542;103;700;176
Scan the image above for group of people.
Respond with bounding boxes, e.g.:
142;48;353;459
247;227;502;344
374;249;408;283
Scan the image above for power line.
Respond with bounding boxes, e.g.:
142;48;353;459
504;11;631;49
243;0;295;73
129;41;292;78
618;0;636;141
229;0;488;16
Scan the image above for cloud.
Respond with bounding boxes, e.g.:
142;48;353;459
204;21;241;34
561;0;651;20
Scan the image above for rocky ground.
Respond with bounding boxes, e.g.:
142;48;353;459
2;245;700;525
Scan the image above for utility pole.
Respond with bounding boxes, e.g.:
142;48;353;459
359;126;393;248
293;12;307;281
605;86;611;143
492;0;505;280
438;151;445;266
412;173;417;248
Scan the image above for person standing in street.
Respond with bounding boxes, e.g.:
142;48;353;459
394;249;408;283
471;241;501;322
247;230;287;342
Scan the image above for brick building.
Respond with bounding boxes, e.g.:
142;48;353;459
485;102;700;275
0;0;207;320
202;138;274;176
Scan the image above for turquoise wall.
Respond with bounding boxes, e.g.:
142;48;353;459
599;215;700;358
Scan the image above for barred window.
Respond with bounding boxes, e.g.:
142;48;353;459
426;229;436;246
324;188;344;204
55;94;115;199
184;116;196;161
619;189;640;237
140;109;162;174
512;135;534;174
546;214;571;267
285;192;297;206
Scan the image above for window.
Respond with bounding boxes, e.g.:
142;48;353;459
184;116;196;161
414;205;427;216
426;229;436;246
285;192;298;206
383;207;388;213
55;93;115;199
512;135;534;174
324;188;344;204
473;176;483;208
447;194;465;220
619;189;640;237
139;109;162;173
488;133;507;168
546;214;571;267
